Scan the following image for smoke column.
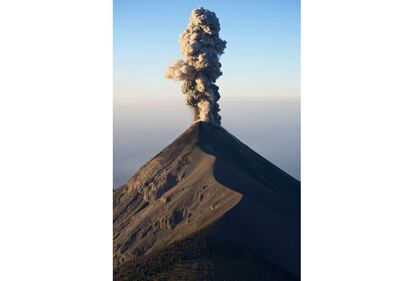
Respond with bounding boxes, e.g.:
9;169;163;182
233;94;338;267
165;7;226;124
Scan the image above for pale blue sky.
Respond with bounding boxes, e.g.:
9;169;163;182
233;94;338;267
114;0;300;100
114;0;300;187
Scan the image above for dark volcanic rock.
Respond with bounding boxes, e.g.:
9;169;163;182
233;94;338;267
113;121;300;279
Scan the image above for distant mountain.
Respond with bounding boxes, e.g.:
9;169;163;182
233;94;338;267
113;121;300;280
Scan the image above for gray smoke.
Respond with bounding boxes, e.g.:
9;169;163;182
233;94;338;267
165;7;226;124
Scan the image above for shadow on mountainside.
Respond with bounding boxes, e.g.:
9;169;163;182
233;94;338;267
113;228;299;281
113;122;301;280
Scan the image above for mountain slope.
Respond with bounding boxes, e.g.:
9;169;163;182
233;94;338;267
113;121;300;279
114;234;297;281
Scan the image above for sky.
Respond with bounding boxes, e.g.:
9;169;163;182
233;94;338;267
114;0;300;187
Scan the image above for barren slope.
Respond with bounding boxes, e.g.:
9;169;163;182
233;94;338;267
113;121;300;278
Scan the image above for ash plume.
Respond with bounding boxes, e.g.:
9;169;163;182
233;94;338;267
165;7;226;124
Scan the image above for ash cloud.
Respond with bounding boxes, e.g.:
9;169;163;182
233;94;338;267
166;7;226;124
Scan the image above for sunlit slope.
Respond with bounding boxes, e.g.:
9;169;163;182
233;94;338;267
113;121;300;279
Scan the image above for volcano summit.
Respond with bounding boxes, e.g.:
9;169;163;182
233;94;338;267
113;122;300;280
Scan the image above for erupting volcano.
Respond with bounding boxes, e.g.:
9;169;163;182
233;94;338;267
114;7;300;281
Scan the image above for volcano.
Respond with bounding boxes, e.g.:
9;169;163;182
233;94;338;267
113;121;300;280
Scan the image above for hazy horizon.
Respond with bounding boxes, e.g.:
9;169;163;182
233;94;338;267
114;0;300;188
114;96;300;188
